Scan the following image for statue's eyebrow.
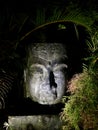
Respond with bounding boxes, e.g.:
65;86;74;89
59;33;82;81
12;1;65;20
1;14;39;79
30;64;45;68
31;57;49;65
52;57;68;65
30;56;68;66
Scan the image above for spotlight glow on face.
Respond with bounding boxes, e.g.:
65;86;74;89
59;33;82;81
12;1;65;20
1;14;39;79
24;43;68;105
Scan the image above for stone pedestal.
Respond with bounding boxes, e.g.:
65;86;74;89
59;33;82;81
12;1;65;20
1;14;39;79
8;115;62;130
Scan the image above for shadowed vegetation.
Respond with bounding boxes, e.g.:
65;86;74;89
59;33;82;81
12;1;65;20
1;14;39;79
0;1;98;129
61;32;98;130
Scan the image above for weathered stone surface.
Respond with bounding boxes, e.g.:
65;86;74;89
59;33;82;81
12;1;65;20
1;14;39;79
8;115;63;130
24;43;68;105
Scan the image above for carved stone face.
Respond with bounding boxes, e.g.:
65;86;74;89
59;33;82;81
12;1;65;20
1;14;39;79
24;43;68;105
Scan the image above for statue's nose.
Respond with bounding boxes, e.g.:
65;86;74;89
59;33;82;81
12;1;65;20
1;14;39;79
49;71;57;89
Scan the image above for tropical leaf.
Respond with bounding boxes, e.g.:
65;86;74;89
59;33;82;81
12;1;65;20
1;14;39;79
34;8;46;26
20;6;98;41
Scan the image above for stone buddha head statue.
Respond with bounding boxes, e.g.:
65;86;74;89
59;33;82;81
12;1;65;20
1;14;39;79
24;43;68;105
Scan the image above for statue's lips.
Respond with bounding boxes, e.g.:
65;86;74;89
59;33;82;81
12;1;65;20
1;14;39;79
37;92;59;105
38;85;57;97
29;83;65;97
29;84;59;104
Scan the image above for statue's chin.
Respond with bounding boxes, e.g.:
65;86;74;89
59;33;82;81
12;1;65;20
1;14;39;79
31;93;61;105
38;99;61;105
29;83;65;104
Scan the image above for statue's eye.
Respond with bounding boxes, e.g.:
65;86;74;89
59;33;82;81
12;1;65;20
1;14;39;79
29;67;43;75
36;67;43;74
60;66;68;72
53;64;68;71
53;64;68;78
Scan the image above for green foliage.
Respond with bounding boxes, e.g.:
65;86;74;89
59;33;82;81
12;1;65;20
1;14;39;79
61;34;98;130
0;3;98;46
0;2;98;129
20;7;97;41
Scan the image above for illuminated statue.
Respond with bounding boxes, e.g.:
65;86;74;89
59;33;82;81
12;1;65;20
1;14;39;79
24;43;68;105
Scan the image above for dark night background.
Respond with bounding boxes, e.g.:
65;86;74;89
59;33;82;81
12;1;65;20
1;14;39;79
0;0;98;15
0;1;98;129
0;0;98;117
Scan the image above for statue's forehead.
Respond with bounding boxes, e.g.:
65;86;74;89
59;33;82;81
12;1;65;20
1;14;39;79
28;43;67;62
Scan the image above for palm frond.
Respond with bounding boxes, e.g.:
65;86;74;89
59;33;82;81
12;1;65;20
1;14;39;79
34;8;46;26
20;7;96;41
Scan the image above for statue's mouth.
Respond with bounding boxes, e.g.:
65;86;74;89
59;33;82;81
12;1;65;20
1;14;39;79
38;95;58;105
35;89;59;105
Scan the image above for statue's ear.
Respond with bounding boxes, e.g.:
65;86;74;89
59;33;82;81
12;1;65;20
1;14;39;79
23;69;30;98
24;70;26;83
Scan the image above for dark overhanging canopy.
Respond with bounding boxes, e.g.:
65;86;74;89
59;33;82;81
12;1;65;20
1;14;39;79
0;0;97;116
